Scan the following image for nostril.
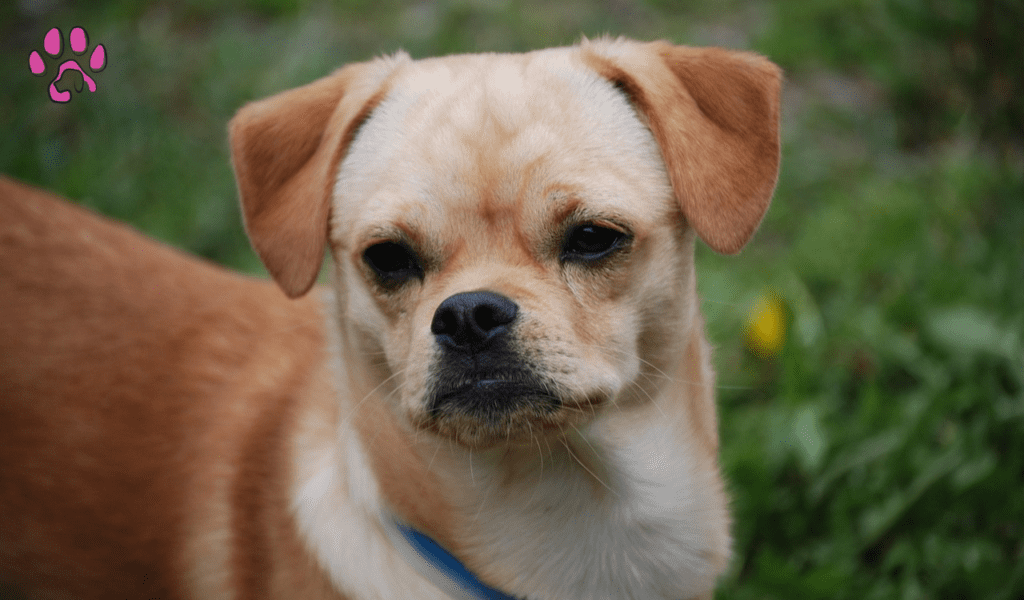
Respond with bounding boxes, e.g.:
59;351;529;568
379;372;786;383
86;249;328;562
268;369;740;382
474;305;494;331
474;299;515;331
431;306;459;336
432;291;518;349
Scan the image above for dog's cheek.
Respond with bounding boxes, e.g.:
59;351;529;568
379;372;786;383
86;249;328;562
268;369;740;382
338;263;416;378
527;293;641;401
393;306;437;414
581;308;641;392
570;228;692;390
340;267;386;337
635;231;698;367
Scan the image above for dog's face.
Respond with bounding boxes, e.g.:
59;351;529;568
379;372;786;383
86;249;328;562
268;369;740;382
330;51;694;447
229;39;782;449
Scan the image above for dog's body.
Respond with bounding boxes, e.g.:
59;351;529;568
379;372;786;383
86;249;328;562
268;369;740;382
0;178;337;598
0;38;780;600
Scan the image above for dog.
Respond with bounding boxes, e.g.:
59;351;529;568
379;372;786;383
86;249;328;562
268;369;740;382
0;37;780;600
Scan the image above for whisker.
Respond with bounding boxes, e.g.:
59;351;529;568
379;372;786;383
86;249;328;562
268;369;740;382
425;433;442;473
569;424;604;467
472;478;492;523
561;435;618;499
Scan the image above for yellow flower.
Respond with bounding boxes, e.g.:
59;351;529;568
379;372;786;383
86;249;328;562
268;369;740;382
745;292;786;358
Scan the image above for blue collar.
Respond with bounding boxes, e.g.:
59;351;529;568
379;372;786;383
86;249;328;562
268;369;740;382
387;518;524;600
388;517;685;600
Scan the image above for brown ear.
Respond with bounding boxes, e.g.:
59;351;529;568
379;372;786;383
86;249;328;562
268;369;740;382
229;54;408;297
582;39;782;254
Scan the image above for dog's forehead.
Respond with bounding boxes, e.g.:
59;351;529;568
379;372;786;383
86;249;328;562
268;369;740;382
333;47;672;241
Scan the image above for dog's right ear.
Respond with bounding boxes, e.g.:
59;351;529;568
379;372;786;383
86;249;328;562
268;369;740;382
229;54;408;298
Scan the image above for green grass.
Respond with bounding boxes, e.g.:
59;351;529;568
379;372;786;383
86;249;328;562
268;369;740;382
2;1;1021;597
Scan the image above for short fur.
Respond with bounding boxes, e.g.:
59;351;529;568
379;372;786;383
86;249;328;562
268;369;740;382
0;37;780;600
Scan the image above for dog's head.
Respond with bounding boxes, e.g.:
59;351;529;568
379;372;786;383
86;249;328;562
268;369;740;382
230;38;781;449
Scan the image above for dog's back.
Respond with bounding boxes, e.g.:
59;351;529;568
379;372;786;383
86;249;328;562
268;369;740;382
0;177;325;599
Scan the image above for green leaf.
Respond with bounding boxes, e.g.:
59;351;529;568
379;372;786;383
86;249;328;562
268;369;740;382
926;306;1019;360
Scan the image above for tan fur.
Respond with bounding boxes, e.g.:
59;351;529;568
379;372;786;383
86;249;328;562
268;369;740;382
0;178;336;598
580;42;781;254
0;37;780;600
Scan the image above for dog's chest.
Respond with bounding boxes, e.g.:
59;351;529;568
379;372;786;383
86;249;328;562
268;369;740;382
449;424;726;600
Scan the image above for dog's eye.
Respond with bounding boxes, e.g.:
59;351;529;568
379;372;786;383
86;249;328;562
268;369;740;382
561;224;628;262
363;241;423;284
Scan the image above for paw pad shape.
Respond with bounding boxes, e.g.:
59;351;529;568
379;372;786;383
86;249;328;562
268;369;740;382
29;27;106;103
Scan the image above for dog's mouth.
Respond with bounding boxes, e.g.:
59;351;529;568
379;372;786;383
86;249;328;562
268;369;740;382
416;370;594;448
432;377;559;411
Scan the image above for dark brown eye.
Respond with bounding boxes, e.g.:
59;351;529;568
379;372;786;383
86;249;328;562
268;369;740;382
561;224;628;262
363;241;422;284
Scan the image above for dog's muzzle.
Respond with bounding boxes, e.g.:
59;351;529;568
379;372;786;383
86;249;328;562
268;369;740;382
426;291;558;423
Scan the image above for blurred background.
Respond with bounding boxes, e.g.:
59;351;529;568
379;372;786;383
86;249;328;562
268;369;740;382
2;0;1022;597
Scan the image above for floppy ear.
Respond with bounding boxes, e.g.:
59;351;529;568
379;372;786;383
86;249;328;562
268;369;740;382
582;39;782;254
229;54;408;297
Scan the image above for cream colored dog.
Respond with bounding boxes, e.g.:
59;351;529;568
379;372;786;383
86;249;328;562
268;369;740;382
0;37;780;600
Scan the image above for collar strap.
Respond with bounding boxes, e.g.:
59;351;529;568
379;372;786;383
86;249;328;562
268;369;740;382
382;515;523;600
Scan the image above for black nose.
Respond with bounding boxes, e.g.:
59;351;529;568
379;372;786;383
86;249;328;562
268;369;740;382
431;291;518;350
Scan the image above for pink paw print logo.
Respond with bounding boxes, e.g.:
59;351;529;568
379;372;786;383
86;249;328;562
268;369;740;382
28;27;106;103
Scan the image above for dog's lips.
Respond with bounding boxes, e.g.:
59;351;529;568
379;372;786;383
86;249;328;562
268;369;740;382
415;371;613;448
441;378;544;396
431;377;559;408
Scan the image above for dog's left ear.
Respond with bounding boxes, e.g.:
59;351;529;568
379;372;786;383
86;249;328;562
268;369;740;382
229;54;408;298
582;40;782;254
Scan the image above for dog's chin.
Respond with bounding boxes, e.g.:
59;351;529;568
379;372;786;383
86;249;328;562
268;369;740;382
411;384;604;450
418;417;554;450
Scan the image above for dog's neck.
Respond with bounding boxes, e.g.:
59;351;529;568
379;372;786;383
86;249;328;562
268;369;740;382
406;340;729;600
293;291;727;600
